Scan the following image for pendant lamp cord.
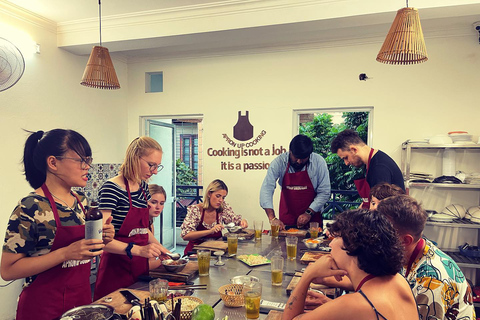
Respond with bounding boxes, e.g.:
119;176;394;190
98;0;102;46
406;0;409;8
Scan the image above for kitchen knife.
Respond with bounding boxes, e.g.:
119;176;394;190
120;289;141;306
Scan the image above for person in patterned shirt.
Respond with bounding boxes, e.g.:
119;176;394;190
181;179;248;254
1;129;114;320
377;195;476;320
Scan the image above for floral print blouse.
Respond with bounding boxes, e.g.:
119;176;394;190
180;202;242;238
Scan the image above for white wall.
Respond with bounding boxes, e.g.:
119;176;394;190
127;35;480;227
0;10;129;320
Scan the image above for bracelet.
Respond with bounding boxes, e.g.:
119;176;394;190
269;217;277;223
125;242;135;259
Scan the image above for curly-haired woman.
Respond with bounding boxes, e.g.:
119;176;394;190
283;209;418;320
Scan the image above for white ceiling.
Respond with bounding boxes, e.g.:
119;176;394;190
4;0;480;61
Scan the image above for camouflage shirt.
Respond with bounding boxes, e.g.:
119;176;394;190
3;191;88;286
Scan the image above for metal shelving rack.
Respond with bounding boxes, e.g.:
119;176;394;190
401;141;480;292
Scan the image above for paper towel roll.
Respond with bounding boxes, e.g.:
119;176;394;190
442;149;456;176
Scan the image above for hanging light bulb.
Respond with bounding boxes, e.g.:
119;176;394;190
376;2;428;65
81;0;120;89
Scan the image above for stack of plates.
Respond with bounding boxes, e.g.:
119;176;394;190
448;131;474;144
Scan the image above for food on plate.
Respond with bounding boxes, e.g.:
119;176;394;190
191;304;215;320
237;254;270;265
164;259;186;266
286;228;300;232
306;239;319;244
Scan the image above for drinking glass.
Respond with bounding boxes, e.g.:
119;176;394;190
197;249;211;276
227;233;238;256
244;282;262;319
309;222;319;239
254;220;263;241
286;236;298;260
271;255;284;286
270;219;280;239
149;279;168;302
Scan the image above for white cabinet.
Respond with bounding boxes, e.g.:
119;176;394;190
401;141;480;290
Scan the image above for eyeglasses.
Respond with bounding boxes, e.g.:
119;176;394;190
140;157;164;172
56;156;93;168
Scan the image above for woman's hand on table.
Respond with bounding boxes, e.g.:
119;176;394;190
240;219;248;228
304;290;331;309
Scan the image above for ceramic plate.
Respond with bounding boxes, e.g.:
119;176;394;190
237;254;271;266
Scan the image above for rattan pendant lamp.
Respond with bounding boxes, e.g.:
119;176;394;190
80;0;120;89
376;0;428;65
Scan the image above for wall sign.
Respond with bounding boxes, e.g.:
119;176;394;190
207;110;286;172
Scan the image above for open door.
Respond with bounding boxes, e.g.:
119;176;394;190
145;120;176;251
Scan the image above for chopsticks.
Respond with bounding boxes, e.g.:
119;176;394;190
168;284;207;290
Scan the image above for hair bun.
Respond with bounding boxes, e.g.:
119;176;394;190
35;130;44;140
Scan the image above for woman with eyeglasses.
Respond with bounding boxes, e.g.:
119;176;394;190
93;136;172;300
181;179;248;255
1;129;115;320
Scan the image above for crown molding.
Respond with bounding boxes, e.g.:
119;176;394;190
0;0;56;33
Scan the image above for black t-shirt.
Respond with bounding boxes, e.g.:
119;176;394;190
366;150;405;191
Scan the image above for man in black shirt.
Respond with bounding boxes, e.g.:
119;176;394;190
330;129;404;208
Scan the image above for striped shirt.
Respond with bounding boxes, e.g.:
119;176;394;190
98;180;151;232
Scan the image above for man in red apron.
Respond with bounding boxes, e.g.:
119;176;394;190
93;178;150;300
260;135;331;230
16;184;91;320
330;129;405;209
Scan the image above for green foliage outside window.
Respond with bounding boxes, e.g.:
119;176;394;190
176;159;197;194
299;112;369;218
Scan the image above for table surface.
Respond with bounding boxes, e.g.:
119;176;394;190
131;234;316;319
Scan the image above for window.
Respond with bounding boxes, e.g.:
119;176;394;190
145;72;163;93
180;134;198;174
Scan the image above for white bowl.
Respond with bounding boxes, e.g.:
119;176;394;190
429;135;453;145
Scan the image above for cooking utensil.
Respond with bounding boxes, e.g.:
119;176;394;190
224;222;235;228
120;289;141;306
61;304;114;320
162;258;188;272
165;252;181;260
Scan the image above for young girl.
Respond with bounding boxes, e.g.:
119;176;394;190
94;136;171;300
148;184;167;233
181;179;248;255
1;129;114;320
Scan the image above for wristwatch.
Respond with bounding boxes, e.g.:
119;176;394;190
125;242;135;259
305;209;314;216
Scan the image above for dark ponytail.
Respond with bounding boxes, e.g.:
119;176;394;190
22;129;92;189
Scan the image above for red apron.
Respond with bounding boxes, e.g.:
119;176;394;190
16;184;91;320
279;162;321;227
93;178;149;300
184;209;222;255
354;148;374;209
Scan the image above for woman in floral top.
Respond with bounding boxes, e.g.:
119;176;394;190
181;179;248;254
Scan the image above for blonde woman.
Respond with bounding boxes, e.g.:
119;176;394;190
94;137;171;300
181;179;248;254
148;184;167;233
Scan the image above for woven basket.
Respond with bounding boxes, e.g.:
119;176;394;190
218;284;245;307
165;296;203;320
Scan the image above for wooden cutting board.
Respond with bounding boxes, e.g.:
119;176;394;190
265;310;283;320
286;276;336;297
279;229;308;237
300;252;328;264
94;288;149;315
236;228;255;240
150;261;199;282
193;240;228;252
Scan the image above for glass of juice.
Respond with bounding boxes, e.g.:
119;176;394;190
149;279;168;302
271;255;284;286
227;233;238;256
270;219;280;239
197;249;211;276
254;220;263;241
244;282;262;319
286;236;298;260
309;222;319;239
